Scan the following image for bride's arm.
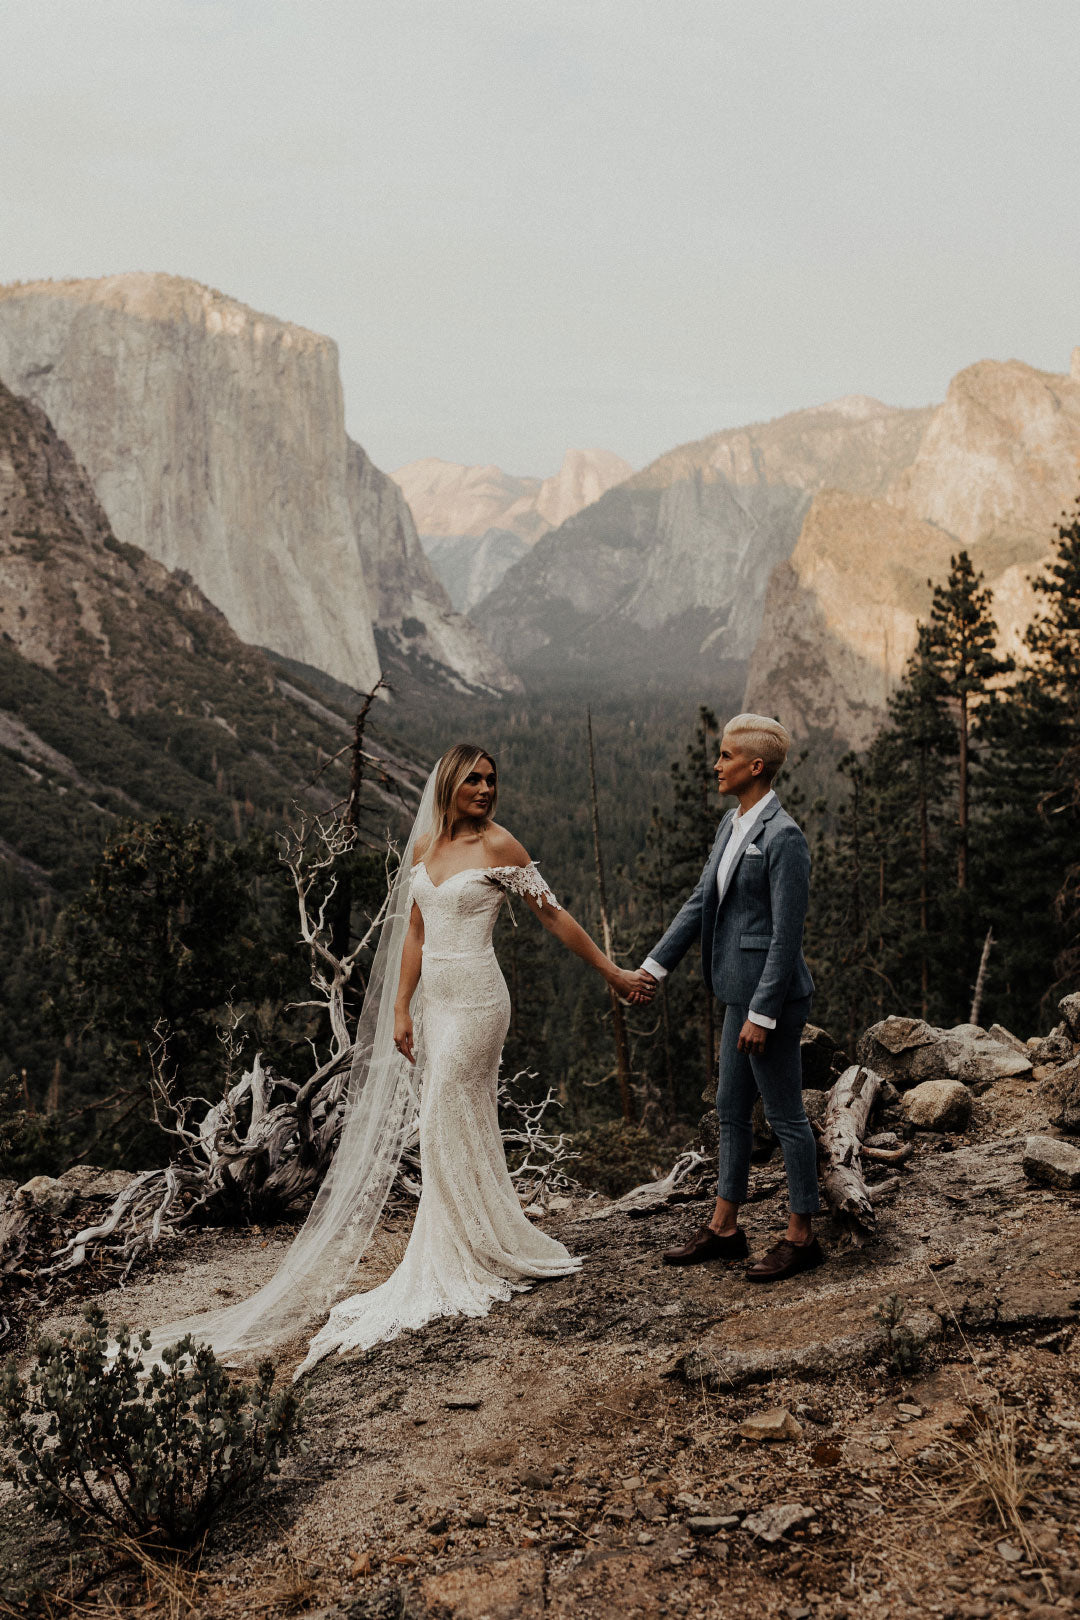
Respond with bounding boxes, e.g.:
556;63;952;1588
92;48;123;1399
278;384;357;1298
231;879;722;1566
529;897;652;1000
393;902;424;1065
487;827;653;1002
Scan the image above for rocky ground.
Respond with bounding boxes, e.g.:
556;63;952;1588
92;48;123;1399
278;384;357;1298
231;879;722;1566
2;1030;1080;1619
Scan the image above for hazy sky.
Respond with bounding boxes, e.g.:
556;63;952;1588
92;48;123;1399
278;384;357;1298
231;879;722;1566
2;1;1078;476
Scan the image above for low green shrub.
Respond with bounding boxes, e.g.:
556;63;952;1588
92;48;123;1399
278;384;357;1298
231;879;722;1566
0;1308;303;1547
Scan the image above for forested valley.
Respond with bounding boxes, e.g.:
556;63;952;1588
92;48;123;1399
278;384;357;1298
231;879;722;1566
3;504;1078;1191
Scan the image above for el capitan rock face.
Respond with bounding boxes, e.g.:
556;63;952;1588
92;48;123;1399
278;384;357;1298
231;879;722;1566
472;397;933;682
0;274;515;696
746;357;1079;744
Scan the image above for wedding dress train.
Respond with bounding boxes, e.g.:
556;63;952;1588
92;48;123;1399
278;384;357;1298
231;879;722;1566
296;860;580;1373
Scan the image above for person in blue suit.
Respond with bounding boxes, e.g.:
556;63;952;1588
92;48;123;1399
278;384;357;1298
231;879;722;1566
640;713;823;1282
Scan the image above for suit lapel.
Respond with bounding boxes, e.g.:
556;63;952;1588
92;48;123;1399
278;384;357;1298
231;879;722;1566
716;796;782;911
706;811;735;900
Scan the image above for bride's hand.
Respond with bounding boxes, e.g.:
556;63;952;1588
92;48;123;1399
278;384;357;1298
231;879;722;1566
394;1009;416;1065
610;967;656;1005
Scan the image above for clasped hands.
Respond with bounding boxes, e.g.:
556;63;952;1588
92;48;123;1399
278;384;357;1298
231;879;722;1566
611;967;657;1006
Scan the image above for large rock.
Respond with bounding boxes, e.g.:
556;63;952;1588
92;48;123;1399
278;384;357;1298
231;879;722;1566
1039;1053;1080;1135
1023;1135;1080;1191
800;1024;843;1087
1058;992;1080;1043
901;1079;973;1132
857;1017;1032;1090
0;273;515;695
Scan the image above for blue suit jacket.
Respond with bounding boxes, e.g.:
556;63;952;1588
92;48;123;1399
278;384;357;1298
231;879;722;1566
648;797;814;1021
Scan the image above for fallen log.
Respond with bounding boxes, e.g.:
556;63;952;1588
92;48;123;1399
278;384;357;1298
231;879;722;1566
818;1064;883;1244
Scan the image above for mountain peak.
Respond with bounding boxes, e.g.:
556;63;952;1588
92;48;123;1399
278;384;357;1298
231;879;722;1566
0;273;333;354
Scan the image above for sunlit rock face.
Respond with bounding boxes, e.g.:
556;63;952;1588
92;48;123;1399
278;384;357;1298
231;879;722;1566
395;448;633;609
0;273;516;695
745;358;1079;744
472;397;932;684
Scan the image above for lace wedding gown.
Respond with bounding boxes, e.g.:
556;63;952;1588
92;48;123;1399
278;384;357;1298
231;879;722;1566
296;861;581;1374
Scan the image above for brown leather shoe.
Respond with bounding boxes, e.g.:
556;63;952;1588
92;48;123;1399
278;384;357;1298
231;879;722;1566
662;1224;749;1266
745;1236;825;1282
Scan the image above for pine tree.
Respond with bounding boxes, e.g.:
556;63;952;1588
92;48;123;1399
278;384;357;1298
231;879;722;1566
928;551;1014;891
973;503;1080;1024
882;624;958;1016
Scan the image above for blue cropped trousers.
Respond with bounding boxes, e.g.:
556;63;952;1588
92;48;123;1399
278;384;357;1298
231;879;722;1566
716;1000;820;1215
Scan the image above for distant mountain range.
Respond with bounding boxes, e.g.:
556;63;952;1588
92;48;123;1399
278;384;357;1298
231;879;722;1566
2;268;1075;775
394;449;633;611
0;274;518;700
471;395;934;689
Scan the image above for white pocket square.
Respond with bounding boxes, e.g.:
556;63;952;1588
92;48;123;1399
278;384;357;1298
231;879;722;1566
745;843;763;856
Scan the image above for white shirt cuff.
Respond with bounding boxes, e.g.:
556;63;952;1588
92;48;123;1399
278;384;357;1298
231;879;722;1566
641;956;668;981
748;1010;776;1030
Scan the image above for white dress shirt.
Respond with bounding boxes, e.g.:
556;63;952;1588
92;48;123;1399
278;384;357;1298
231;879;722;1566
641;789;778;1029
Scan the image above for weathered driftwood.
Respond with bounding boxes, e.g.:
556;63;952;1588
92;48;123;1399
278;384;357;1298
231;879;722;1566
577;1150;709;1223
818;1064;882;1244
45;809;574;1282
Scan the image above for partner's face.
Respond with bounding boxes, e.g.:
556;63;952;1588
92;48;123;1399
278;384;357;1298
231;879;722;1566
455;760;496;823
714;738;761;797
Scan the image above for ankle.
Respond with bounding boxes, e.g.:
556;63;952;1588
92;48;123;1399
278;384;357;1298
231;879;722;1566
709;1220;739;1237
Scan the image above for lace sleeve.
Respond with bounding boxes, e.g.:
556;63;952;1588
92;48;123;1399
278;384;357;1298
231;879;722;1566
486;861;562;911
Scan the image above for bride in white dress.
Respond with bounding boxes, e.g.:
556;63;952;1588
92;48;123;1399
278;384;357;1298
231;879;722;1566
141;745;652;1375
296;743;652;1372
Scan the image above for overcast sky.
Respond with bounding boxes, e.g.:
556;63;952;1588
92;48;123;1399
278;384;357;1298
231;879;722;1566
2;0;1078;476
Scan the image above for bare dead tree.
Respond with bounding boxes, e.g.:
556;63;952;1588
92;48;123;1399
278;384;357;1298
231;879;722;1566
969;928;994;1027
45;813;576;1281
586;708;635;1123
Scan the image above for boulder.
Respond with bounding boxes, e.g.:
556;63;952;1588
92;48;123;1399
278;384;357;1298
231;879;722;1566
15;1174;69;1210
1059;992;1080;1042
857;1017;1032;1090
1022;1134;1080;1191
988;1023;1030;1056
1038;1052;1080;1135
800;1024;843;1087
1028;1023;1077;1068
901;1079;973;1132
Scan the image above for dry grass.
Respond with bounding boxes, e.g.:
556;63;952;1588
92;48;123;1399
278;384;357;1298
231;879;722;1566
938;1396;1042;1552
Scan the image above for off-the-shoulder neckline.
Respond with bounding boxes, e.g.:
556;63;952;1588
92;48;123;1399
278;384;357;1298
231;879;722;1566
415;859;535;892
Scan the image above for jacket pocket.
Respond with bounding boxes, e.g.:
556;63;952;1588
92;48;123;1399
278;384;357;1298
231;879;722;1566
739;933;772;950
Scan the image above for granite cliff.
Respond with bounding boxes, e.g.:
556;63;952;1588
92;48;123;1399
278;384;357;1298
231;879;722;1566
0;378;392;884
745;354;1080;744
472;397;933;682
395;448;633;611
0;274;515;696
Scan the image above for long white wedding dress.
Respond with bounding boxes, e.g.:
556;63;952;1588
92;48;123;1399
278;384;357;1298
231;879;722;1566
295;860;581;1373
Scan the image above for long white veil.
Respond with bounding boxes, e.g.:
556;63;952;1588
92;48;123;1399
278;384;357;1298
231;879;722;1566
143;763;439;1362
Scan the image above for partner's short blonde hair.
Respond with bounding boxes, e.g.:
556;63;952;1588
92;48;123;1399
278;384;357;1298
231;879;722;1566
722;713;790;781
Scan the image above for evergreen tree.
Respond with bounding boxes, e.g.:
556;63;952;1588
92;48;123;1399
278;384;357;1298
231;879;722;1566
975;503;1080;1015
927;551;1014;891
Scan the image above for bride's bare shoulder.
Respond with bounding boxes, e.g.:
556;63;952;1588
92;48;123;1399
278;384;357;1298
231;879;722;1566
486;823;530;868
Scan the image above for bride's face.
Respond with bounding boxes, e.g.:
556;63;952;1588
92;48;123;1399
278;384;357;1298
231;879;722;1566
454;760;496;829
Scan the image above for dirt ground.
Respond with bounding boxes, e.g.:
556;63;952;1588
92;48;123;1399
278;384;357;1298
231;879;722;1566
2;1074;1079;1619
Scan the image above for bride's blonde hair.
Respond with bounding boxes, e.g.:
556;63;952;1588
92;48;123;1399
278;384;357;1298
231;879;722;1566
433;744;498;841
